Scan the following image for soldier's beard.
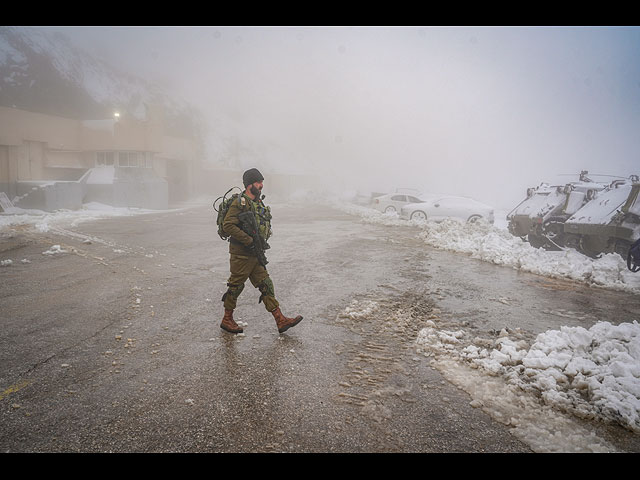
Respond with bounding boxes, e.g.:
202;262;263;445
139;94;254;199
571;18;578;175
250;185;262;197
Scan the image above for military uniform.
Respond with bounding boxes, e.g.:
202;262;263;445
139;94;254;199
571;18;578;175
218;168;303;335
221;192;279;312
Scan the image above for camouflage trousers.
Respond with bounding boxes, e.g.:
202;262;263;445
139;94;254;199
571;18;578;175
222;254;279;312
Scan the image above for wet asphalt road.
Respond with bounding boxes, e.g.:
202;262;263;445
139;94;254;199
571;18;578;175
1;201;640;452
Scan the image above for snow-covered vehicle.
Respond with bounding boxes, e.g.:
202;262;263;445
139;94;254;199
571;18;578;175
400;195;494;224
507;171;607;249
371;192;427;213
563;177;640;259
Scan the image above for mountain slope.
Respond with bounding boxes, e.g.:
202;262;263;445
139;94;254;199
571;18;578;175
0;26;202;138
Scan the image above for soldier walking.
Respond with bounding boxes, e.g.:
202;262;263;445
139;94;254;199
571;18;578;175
220;168;303;334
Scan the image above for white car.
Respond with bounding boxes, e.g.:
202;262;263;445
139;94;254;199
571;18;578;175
400;196;494;224
371;193;426;213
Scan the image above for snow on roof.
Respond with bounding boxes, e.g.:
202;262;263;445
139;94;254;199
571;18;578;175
567;182;632;225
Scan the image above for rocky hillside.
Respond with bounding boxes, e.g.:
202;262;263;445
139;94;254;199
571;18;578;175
0;26;203;139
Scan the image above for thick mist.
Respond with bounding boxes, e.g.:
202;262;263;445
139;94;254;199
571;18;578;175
42;26;640;209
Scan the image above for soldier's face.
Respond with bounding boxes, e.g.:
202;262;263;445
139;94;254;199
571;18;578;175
250;181;263;197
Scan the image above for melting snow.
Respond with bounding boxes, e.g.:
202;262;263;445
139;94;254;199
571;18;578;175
335;202;640;294
336;201;640;452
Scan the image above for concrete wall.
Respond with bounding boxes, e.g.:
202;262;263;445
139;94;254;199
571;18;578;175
84;167;168;210
80;115;163;152
13;181;85;211
0;106;80;148
113;181;168;210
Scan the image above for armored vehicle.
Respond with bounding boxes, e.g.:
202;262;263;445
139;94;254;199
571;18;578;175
506;171;606;249
563;176;640;259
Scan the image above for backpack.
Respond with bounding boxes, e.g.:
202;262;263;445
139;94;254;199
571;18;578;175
628;238;640;273
213;187;242;240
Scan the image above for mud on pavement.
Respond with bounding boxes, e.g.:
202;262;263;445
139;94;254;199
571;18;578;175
329;287;533;452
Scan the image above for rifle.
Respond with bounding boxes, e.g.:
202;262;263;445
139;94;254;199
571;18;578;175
238;211;269;267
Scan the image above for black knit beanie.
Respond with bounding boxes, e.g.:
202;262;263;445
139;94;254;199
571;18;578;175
243;168;264;187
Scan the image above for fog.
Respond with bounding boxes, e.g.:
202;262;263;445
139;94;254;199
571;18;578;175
43;26;640;209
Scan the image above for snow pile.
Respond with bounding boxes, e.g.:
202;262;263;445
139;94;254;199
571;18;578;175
0;202;165;232
417;320;640;435
337;299;380;320
333;202;640;294
417;218;637;292
517;322;640;432
336;203;411;228
42;245;67;255
434;358;618;452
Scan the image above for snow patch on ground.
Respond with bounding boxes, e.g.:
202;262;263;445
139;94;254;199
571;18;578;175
334;202;640;294
0;202;173;233
335;293;637;452
42;244;68;255
416;318;640;451
338;299;380;320
434;358;618;452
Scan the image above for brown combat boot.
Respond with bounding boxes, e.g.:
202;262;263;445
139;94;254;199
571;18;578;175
220;309;243;334
271;307;303;333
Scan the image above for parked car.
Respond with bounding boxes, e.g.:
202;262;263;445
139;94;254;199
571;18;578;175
400;196;495;224
371;193;427;213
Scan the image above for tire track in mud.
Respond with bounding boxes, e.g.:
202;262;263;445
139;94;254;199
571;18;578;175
331;289;443;449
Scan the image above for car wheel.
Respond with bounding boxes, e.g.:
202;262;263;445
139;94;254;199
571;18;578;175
467;215;482;223
410;211;427;221
384;206;396;213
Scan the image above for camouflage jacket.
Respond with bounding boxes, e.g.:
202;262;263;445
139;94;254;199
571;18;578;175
222;193;272;255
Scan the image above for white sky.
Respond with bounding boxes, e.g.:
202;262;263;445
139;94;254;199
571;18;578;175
42;26;640;208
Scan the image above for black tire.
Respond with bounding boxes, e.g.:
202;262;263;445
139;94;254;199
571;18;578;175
542;220;565;250
614;240;631;261
527;233;545;249
563;233;580;251
579;235;606;259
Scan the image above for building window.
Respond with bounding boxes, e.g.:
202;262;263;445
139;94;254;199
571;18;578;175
96;151;152;168
132;152;141;168
118;151;130;167
96;151;115;166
